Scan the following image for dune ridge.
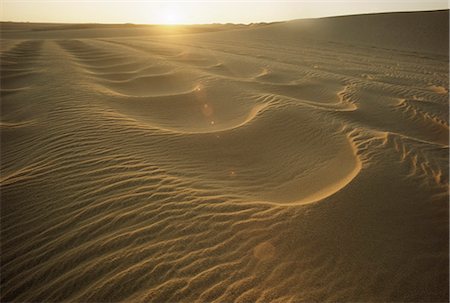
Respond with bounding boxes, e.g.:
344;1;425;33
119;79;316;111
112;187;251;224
1;10;449;302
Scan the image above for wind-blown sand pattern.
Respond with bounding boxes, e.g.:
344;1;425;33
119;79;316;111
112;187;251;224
1;10;449;302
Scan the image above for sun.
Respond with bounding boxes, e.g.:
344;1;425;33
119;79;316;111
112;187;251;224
162;12;181;25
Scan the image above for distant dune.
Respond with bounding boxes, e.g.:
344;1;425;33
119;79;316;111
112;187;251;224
1;10;448;302
270;10;449;55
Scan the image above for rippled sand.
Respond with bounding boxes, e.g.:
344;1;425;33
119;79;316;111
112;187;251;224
1;10;449;302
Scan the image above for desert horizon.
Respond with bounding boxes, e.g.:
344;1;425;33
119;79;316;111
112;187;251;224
1;7;447;24
1;3;449;302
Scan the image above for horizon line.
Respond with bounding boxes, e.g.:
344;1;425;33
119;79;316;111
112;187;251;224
1;8;447;26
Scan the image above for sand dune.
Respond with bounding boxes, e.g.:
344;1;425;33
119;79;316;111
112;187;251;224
1;10;449;302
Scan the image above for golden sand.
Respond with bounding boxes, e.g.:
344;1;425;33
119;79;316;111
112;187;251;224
1;10;448;302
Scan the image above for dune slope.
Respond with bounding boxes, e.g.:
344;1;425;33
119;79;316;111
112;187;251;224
1;10;449;302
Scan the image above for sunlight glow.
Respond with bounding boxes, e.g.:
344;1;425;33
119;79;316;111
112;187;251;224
1;0;447;24
162;12;181;25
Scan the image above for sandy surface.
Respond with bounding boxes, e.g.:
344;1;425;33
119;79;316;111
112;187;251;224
1;10;449;302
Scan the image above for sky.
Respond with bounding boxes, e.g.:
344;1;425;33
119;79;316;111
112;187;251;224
0;0;448;24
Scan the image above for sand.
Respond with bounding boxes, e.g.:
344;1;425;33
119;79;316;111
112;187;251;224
1;10;449;302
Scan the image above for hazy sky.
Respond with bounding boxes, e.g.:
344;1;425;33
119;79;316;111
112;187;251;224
1;0;448;24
